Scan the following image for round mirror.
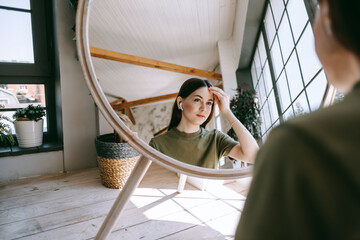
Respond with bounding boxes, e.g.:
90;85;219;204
77;0;253;179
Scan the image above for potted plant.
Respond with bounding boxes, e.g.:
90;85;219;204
227;88;262;166
13;104;45;148
228;88;262;141
0;104;16;148
94;113;140;189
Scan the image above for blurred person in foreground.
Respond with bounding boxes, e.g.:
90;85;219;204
235;0;360;239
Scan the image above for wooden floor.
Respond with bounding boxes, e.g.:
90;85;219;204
0;163;252;240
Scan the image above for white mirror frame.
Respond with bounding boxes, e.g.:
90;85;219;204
76;0;253;239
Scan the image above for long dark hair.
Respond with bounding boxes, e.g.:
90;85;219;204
318;0;360;58
168;78;215;130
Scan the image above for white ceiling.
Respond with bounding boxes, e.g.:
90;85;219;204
88;0;241;102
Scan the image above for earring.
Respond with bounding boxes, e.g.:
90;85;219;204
179;102;183;111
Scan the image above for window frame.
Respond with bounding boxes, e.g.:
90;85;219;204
249;0;331;140
0;0;62;150
0;1;51;77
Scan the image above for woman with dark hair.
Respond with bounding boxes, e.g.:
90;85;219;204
236;0;360;239
149;78;259;168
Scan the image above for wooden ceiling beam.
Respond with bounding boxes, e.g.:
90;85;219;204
124;107;136;125
110;97;125;107
90;46;222;81
112;93;178;111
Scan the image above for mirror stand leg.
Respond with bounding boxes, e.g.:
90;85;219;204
177;174;187;193
95;155;152;240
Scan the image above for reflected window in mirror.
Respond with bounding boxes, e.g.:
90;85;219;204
250;0;329;141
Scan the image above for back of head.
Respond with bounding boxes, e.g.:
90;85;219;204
168;78;214;130
320;0;360;58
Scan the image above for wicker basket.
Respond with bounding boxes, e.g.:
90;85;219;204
95;134;140;189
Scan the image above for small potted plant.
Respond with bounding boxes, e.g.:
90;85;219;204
13;104;46;148
0;104;16;148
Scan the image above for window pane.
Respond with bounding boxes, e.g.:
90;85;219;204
268;90;279;122
285;51;303;99
256;84;262;104
262;100;272;130
0;84;46;108
283;105;294;121
263;61;273;96
293;91;310;116
251;62;258;87
0;0;30;10
270;37;283;79
0;110;15;134
287;0;309;42
273;119;280;128
254;49;262;78
258;33;267;68
277;71;291;112
297;24;322;86
270;0;285;28
0;9;34;63
262;130;270;142
264;5;276;46
260;110;266;135
306;70;327;111
277;14;294;63
259;74;267;100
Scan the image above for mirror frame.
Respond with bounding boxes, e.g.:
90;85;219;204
76;0;253;180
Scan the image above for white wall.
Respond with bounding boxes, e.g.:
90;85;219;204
57;0;97;171
217;0;249;99
218;40;238;99
0;151;63;182
233;0;250;65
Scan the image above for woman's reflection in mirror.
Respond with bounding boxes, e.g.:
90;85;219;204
149;78;259;168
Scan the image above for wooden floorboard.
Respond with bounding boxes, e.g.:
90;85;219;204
0;163;251;240
0;168;100;201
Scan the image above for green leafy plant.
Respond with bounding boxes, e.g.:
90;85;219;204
13;104;46;122
227;88;262;141
0;105;15;146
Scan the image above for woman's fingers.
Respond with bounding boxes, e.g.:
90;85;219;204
209;87;229;100
209;87;231;114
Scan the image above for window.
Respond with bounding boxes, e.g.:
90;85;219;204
0;2;34;64
251;0;328;140
0;0;61;149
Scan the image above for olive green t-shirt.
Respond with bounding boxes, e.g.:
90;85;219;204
149;127;238;168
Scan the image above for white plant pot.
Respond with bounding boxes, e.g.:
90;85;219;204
14;119;43;148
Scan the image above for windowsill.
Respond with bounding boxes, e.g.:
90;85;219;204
0;141;63;157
